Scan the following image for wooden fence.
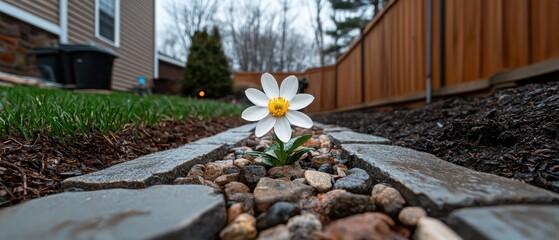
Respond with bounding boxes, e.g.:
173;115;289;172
234;0;559;113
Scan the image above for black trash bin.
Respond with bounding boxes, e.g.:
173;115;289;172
32;44;118;89
30;47;65;84
61;44;118;89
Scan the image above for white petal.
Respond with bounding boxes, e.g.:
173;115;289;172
261;73;279;99
279;75;299;101
274;117;292;143
255;115;276;137
241;106;269;121
289;94;314;110
286;110;313;128
245;88;269;107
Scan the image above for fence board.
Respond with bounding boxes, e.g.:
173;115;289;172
234;0;559;113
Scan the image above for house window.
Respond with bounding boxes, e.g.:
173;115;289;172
96;0;120;46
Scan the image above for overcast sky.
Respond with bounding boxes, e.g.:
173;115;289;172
156;0;335;57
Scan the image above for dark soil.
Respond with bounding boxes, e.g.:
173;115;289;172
0;117;245;208
313;81;559;193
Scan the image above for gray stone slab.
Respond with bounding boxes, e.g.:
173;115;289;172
228;123;257;133
62;143;227;190
343;144;559;217
313;122;351;132
0;185;226;240
191;128;253;146
447;205;559;240
329;131;391;144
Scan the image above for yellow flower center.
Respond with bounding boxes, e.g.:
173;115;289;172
267;97;290;117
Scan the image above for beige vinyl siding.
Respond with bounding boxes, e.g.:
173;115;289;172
3;0;60;24
67;0;154;90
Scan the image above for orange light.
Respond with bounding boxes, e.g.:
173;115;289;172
198;90;205;97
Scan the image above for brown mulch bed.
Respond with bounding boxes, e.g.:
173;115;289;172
313;81;559;193
0;116;246;208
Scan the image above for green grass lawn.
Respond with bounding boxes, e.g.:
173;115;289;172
0;87;245;141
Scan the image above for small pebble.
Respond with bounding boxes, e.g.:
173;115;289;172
204;160;234;180
256;202;299;230
311;155;336;168
268;164;305;179
334;168;373;194
317;164;333;174
257;224;290;240
233;158;252;168
215;173;240;186
224;182;250;200
240;165;267;188
304;170;333;193
415;217;463;240
286;213;322;240
220;213;257;240
398;206;427;226
319;189;375;219
315;212;394;240
227;203;244;224
186;164;205;178
372;184;407;216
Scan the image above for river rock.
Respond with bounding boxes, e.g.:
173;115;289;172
333;165;347;178
228;192;255;215
292;178;308;185
317;164;334;174
311;155;336;168
415;217;463;240
227;203;244;224
256;202;299;230
257;224;290;240
226;166;241;174
298;196;321;215
286;213;322;240
304;170;333;193
215;173;240;186
254;178;314;212
187;164;205;178
303;137;322;148
372;184;406;216
334;168;372;194
240;165;267;188
233;158;252;168
268;164;305;179
220;213;257;240
398;206;427;226
224;182;250;200
319;189;375;220
204;160;234;180
315;212;394;240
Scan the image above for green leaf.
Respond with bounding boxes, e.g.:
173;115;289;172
286;147;313;165
285;134;312;154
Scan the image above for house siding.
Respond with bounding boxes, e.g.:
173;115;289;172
3;0;60;25
67;0;154;90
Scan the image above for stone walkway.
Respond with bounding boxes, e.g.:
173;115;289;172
0;122;558;240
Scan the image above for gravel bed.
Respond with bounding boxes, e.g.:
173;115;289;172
173;128;452;239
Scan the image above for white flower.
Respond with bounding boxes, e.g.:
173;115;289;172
241;73;314;142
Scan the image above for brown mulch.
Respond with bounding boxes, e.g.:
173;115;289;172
0;116;246;208
313;81;559;193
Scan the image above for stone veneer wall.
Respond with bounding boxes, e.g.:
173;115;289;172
0;13;58;77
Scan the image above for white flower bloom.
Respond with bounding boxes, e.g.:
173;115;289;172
241;73;314;142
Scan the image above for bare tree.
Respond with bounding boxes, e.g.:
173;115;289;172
160;0;218;60
222;0;312;72
308;0;326;66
